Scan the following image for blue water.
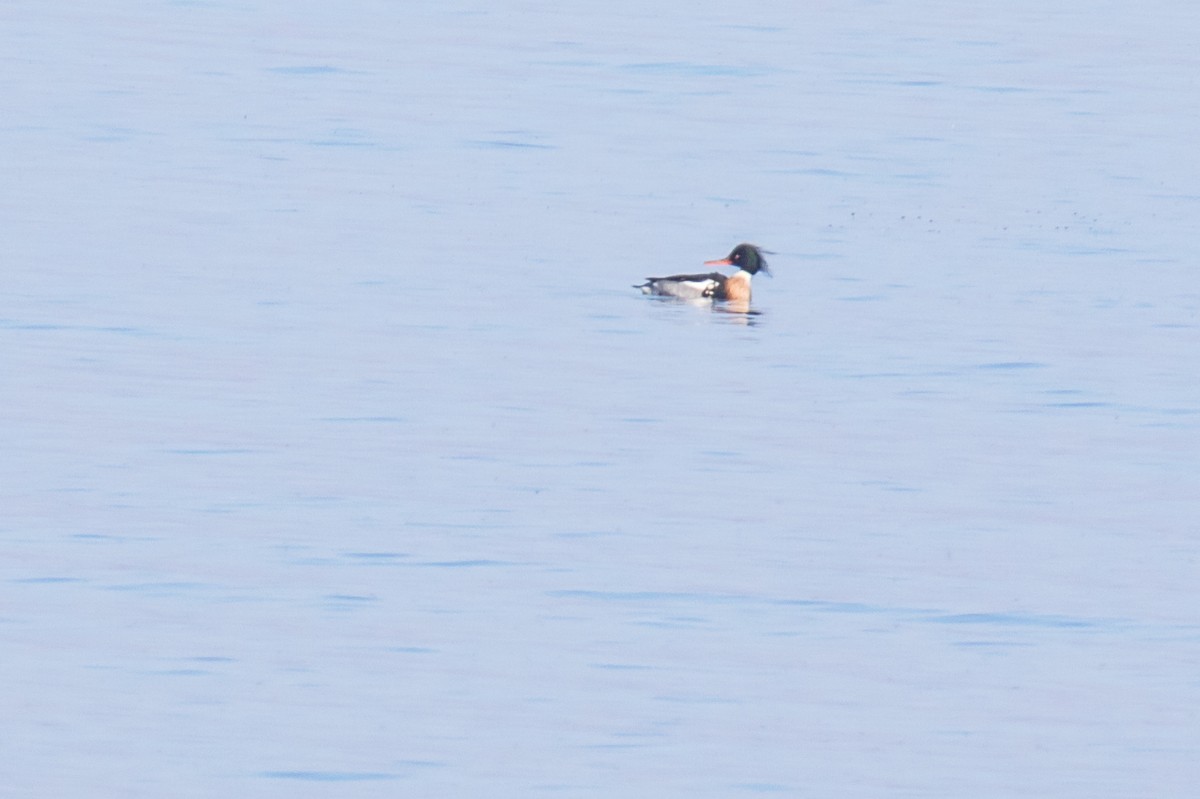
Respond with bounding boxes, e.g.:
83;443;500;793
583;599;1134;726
3;2;1198;796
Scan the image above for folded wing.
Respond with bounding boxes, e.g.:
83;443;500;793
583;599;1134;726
635;271;727;299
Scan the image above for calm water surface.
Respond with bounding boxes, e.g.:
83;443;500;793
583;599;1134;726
3;2;1198;796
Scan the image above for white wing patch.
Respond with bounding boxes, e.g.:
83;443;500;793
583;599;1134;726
649;278;719;299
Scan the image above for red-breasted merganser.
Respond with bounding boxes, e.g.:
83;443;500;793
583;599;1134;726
635;243;771;301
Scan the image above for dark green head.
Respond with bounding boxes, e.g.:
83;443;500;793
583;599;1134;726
706;243;771;276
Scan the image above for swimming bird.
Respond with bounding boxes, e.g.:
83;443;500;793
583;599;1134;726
635;243;771;302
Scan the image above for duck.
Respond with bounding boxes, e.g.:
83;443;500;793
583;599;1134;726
635;243;771;302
